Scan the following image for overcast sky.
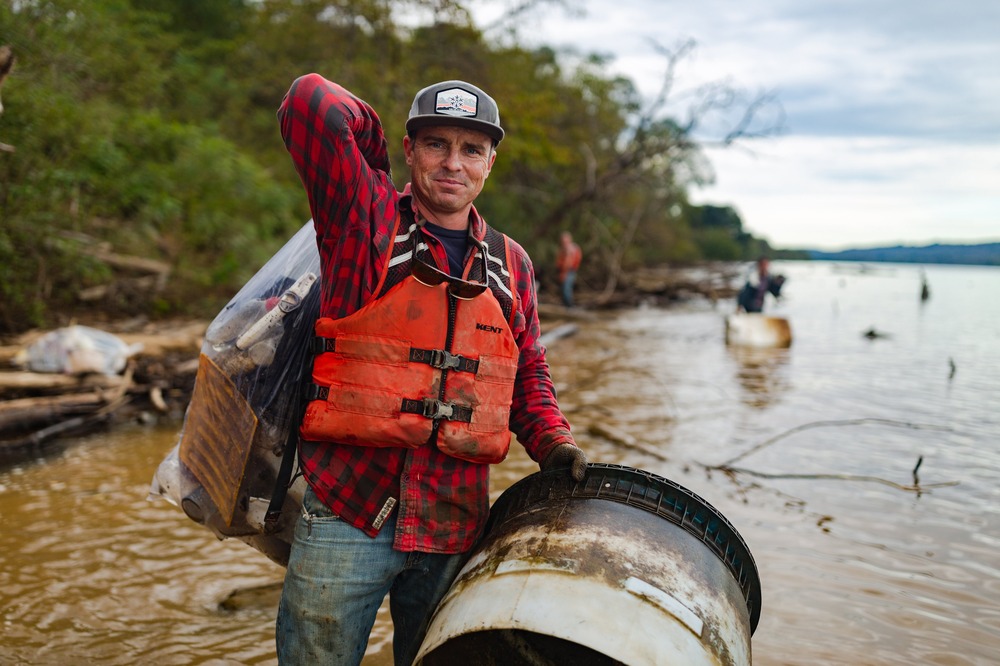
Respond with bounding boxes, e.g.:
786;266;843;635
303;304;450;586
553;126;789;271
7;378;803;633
471;0;1000;250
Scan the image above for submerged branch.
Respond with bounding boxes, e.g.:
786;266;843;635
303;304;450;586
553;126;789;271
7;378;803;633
718;417;953;467
701;418;960;494
714;464;959;493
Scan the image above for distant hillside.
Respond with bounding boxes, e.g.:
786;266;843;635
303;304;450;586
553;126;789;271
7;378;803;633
806;242;1000;266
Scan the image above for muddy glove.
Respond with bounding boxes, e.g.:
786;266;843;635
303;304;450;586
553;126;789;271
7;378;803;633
541;444;588;482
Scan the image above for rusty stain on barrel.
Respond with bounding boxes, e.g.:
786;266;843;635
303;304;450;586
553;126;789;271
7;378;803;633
415;464;762;666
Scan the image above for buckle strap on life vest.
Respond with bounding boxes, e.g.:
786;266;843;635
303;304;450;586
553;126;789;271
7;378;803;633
400;398;473;423
311;336;336;354
409;348;479;374
311;336;479;374
303;385;474;424
305;384;330;401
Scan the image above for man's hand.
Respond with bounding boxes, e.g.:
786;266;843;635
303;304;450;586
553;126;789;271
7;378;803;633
541;444;588;482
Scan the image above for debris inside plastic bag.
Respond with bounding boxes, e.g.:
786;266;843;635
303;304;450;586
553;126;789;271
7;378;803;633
204;269;317;371
149;220;320;567
14;325;143;375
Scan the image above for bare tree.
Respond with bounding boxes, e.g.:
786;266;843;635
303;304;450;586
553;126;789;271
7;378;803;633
479;0;580;35
541;40;784;302
552;39;783;225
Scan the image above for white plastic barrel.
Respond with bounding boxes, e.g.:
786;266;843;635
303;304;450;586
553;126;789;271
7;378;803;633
415;464;762;666
725;313;792;348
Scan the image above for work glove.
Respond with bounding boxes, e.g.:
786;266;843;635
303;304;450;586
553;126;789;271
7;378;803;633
541;444;588;482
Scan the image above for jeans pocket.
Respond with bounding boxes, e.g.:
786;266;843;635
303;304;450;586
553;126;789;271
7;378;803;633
301;486;338;521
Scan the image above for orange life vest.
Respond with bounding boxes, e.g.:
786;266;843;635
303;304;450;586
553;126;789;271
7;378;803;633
299;224;520;464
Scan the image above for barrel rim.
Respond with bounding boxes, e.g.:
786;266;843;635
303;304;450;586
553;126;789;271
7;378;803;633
486;463;763;634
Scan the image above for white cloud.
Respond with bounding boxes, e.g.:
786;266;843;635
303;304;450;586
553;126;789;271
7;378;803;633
694;137;1000;249
469;0;1000;249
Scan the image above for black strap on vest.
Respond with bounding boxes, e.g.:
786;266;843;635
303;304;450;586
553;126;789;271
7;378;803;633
409;347;479;373
310;337;480;373
400;398;474;423
311;336;336;354
303;386;474;424
378;217;515;325
305;384;329;401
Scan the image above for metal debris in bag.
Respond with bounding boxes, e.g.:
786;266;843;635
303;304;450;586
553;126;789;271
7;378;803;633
149;220;321;567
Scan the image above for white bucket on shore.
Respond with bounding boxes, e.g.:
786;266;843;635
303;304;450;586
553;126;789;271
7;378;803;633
725;313;792;348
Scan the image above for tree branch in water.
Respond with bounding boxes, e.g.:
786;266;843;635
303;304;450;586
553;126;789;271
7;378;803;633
718;417;953;467
714;464;958;493
706;418;958;494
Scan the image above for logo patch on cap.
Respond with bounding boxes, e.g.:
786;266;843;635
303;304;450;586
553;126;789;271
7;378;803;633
435;88;478;117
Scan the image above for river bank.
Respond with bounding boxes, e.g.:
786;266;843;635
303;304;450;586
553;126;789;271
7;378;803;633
0;263;740;466
0;319;205;465
3;261;998;664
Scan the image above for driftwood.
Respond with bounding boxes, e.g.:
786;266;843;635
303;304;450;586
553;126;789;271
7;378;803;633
587;422;670;462
543;262;742;311
1;364;133;456
538;323;579;347
0;370;125;393
48;230;173;300
704;418;960;494
715;417;953;468
0;309;591;466
0;258;737;467
0;392;115;431
1;320;206;465
714;464;958;493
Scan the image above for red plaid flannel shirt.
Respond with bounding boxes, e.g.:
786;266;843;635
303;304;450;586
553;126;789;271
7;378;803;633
278;73;575;554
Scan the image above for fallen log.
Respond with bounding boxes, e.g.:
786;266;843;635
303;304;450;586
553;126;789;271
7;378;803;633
0;392;109;431
0;371;124;394
0;344;24;367
116;321;206;357
539;323;579;347
2;411;115;458
0;365;133;462
0;321;204;464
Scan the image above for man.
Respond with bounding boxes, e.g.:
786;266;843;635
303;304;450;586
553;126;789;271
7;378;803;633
737;255;786;313
275;74;587;666
555;230;582;307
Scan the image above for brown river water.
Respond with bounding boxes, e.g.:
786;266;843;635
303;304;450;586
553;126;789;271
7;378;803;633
2;260;999;665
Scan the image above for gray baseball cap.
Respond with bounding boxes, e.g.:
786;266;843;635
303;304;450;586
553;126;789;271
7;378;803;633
406;80;504;145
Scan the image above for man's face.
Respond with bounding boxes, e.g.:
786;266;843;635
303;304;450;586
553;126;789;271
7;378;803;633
403;125;496;219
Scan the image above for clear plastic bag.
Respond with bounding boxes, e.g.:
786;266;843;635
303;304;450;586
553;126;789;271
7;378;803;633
15;325;142;375
149;220;320;566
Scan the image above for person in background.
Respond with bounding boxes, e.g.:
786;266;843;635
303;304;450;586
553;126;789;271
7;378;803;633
275;74;587;666
555;230;582;307
736;255;786;313
0;45;14;117
0;45;16;153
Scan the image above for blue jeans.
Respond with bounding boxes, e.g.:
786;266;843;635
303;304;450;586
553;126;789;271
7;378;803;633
561;270;577;307
276;487;466;666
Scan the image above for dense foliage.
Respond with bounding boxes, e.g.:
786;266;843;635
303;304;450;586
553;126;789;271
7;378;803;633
0;0;778;333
